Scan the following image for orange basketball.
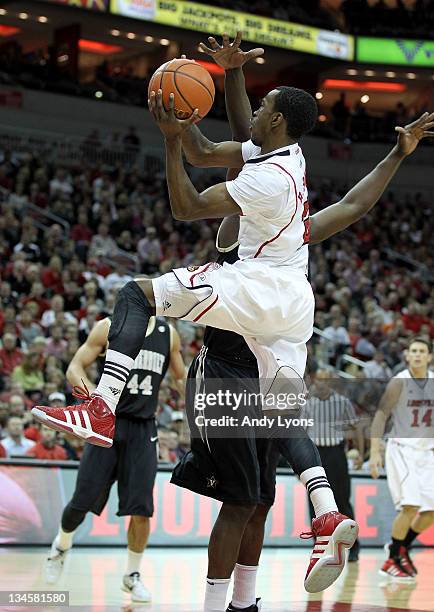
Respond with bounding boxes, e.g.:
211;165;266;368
148;58;215;121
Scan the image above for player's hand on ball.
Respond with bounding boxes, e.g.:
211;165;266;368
199;31;264;70
368;451;383;479
148;90;198;139
395;111;434;156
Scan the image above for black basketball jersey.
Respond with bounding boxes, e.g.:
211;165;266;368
203;246;257;370
98;317;171;419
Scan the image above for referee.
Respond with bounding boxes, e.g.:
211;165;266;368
305;369;360;561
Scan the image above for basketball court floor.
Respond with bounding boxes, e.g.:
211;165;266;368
0;547;433;611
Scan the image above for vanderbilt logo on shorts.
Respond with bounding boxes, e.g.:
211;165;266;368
206;475;218;489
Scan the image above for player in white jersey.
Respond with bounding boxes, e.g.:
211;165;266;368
370;337;434;581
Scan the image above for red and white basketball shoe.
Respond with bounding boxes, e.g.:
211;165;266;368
379;558;415;582
301;511;359;593
384;543;417;577
31;384;115;448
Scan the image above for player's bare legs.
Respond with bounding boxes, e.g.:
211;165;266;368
411;511;434;534
392;505;419;541
380;505;420;580
205;504;257;611
224;505;271;611
383;507;434;580
128;515;151;552
122;515;152;602
236;505;271;567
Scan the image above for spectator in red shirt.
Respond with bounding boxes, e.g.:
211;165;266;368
24;423;41;442
26;425;67;461
41;255;64;294
0;333;23;376
0;443;6;458
70;211;93;244
21;281;50;319
402;301;432;336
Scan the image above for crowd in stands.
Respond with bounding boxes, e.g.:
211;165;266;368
0;131;432;465
320;96;433;146
340;0;434;37
0;149;218;463
204;0;434;37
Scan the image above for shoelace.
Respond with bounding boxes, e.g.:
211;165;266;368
48;548;66;562
129;572;140;585
72;380;92;401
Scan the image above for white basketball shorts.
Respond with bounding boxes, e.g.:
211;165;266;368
152;259;314;391
386;439;434;511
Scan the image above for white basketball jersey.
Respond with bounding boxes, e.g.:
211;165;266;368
388;368;434;450
226;140;309;272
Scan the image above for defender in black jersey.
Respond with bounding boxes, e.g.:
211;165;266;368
44;316;185;603
171;223;328;610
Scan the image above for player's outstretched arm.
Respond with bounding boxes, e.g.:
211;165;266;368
310;112;434;245
66;318;110;390
369;377;402;479
200;31;261;142
181;31;261;168
149;91;241;220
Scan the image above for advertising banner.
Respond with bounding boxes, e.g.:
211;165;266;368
357;36;434;66
41;0;109;10
110;0;354;60
1;463;433;547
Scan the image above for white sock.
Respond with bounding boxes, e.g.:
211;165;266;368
204;577;231;612
55;527;75;551
94;349;134;413
126;548;144;575
300;466;338;518
231;564;257;609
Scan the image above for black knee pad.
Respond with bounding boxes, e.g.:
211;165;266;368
278;432;321;476
108;280;154;343
61;503;86;532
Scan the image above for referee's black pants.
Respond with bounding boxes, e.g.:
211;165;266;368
308;442;360;551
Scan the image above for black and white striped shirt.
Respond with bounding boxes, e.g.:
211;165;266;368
305;391;358;447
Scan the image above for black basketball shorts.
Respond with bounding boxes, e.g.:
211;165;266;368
171;351;280;506
69;417;158;517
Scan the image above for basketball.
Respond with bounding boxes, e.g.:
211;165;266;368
148;58;215;120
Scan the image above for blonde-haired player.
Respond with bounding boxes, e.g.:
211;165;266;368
370;337;434;580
